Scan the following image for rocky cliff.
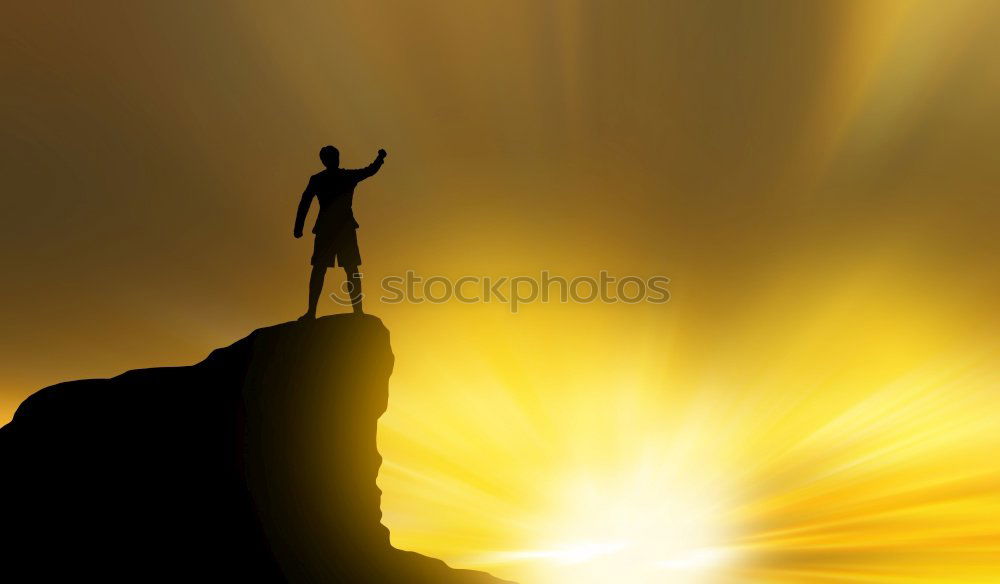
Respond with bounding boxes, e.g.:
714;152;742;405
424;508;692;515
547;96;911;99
0;315;510;583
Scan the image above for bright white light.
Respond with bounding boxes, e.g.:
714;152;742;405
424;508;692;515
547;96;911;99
485;540;628;565
654;547;734;571
540;541;629;564
505;468;738;583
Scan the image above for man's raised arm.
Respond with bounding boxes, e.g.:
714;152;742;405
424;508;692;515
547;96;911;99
293;179;314;238
350;149;387;181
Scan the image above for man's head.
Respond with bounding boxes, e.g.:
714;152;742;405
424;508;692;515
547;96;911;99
319;145;339;169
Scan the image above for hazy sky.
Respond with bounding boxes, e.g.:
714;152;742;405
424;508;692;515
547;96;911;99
3;2;1000;582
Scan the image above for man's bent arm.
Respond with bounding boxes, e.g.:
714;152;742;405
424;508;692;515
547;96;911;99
351;149;387;180
293;181;314;237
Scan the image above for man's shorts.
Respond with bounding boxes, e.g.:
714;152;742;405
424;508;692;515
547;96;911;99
311;227;362;268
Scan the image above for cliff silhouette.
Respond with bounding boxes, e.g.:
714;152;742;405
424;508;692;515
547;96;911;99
0;315;512;583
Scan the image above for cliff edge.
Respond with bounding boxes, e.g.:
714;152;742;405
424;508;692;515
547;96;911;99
0;315;511;583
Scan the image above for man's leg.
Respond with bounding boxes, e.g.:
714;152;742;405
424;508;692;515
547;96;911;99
344;265;363;315
301;264;327;320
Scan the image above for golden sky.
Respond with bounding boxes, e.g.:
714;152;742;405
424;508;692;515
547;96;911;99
3;1;999;582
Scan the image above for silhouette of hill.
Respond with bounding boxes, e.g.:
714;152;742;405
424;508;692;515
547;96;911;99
0;315;512;583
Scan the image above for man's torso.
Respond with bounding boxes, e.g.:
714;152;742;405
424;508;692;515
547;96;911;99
310;169;362;234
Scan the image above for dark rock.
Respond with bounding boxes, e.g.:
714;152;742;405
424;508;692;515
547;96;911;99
0;314;512;583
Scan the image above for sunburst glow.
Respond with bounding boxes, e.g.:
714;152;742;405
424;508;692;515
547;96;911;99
378;291;998;583
4;1;1000;582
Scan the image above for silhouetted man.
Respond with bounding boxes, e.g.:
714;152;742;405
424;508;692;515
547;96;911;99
294;145;387;319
